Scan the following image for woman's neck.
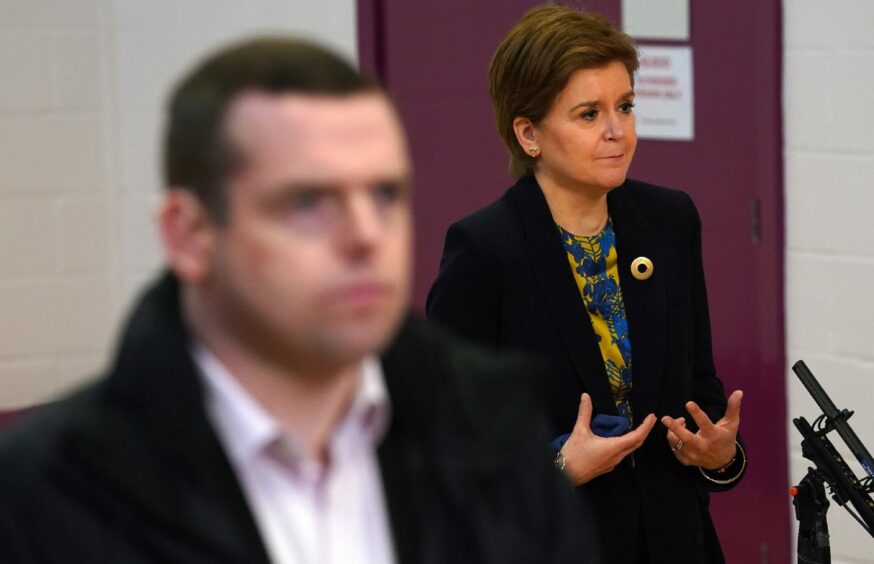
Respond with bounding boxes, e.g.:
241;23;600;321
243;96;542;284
535;173;609;236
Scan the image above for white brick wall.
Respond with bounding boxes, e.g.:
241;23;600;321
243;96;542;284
785;1;874;562
0;1;115;407
0;0;356;409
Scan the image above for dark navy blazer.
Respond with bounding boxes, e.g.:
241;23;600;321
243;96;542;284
427;175;746;564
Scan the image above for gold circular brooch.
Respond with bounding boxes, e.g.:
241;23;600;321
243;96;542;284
630;257;654;280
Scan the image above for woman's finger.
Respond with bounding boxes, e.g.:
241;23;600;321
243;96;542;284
685;401;715;432
614;414;656;454
574;393;593;433
661;415;697;443
722;390;743;426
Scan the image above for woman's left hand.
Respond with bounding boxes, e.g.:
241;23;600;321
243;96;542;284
661;390;743;470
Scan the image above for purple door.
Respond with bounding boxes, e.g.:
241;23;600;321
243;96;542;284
360;1;787;562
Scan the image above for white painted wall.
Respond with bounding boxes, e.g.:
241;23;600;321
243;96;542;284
784;1;874;562
0;0;357;409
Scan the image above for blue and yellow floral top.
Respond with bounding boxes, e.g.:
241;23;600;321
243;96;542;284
559;220;633;425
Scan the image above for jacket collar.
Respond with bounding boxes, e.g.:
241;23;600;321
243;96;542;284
378;317;537;563
94;274;428;563
607;182;666;419
56;274;503;564
508;176;666;418
57;273;272;563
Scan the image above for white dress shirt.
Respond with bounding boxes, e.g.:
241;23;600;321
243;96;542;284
193;345;397;564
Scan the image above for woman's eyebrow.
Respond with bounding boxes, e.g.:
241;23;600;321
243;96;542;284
568;90;635;113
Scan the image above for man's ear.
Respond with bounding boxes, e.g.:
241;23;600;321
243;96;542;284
158;190;216;284
512;116;538;153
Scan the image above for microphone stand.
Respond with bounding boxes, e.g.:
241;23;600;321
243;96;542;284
791;361;874;564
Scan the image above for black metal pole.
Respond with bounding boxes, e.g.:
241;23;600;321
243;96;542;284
793;469;831;564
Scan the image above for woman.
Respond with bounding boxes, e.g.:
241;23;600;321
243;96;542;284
426;5;746;563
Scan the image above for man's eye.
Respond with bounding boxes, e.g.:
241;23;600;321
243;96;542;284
288;189;323;212
275;188;341;233
619;102;635;114
374;183;406;205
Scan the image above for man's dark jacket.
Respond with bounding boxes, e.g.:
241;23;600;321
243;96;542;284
0;274;600;563
427;176;747;564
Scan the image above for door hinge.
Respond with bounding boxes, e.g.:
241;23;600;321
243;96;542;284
751;196;762;245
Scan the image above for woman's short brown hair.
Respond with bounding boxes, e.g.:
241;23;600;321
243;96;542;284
489;5;639;179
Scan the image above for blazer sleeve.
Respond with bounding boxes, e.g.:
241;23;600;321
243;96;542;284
685;193;748;491
426;220;501;348
469;353;604;563
0;489;38;563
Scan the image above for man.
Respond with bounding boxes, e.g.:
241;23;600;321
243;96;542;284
0;38;598;563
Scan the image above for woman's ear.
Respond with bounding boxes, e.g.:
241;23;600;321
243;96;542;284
157;189;216;284
512;116;539;156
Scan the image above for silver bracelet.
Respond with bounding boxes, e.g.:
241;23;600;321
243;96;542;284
698;441;746;485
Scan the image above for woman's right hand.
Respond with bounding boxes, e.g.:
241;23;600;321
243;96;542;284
560;393;656;485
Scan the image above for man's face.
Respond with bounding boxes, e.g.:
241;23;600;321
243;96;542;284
201;91;412;371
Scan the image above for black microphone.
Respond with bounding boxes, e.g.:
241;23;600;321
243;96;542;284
793;360;874;478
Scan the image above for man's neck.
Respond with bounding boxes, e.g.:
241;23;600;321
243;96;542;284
217;345;362;464
183;289;363;464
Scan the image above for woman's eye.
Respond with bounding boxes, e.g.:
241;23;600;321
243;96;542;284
581;109;598;121
619;102;635;114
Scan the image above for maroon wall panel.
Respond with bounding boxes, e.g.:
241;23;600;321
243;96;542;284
625;4;788;563
359;0;533;309
360;1;787;561
0;409;29;428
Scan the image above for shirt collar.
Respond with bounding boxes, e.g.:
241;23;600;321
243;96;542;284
193;344;391;468
343;356;392;450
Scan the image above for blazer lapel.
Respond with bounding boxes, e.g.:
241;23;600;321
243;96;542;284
63;274;272;563
607;185;666;420
378;318;505;564
55;403;268;563
508;177;616;414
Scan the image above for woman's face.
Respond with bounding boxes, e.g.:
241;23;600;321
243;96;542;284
533;60;637;196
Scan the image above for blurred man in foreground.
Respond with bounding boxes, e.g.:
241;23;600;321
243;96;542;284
0;37;598;563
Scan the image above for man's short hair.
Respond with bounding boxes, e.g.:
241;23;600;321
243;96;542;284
163;37;378;220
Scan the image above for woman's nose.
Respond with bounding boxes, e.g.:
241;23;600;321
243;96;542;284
604;112;625;141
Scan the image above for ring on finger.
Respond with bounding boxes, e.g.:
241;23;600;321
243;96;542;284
671;439;684;452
